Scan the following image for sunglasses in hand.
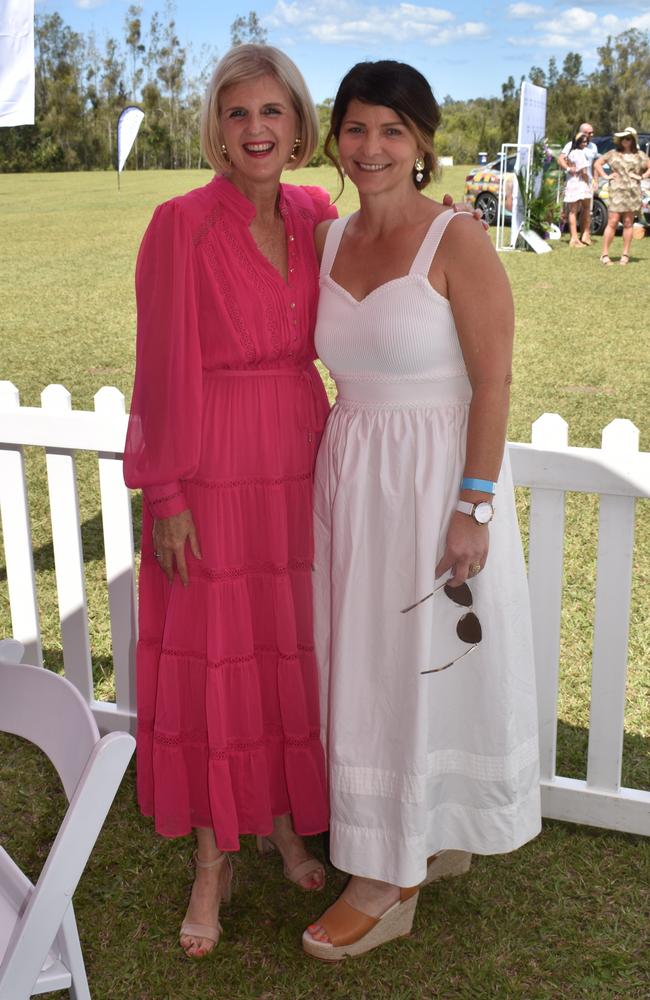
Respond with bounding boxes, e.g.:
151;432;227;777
401;580;482;674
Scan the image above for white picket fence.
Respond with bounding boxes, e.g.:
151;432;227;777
1;381;649;838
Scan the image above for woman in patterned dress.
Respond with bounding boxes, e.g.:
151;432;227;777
594;127;650;265
124;45;338;958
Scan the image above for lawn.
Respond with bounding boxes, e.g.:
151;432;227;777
0;166;649;1000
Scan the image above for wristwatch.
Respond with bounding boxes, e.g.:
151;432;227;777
456;499;494;524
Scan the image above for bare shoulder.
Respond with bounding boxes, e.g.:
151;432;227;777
437;214;511;311
314;218;337;263
439;211;498;265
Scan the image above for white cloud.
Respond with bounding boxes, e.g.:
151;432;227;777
266;1;487;46
74;0;108;8
508;4;641;51
508;3;544;17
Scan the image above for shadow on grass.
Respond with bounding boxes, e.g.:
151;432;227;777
556;718;649;792
2;729;649;1000
0;493;142;584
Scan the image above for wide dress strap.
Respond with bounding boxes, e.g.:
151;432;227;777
319;216;352;278
409;209;465;277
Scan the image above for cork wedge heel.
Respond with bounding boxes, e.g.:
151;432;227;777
302;887;419;962
423;850;472;885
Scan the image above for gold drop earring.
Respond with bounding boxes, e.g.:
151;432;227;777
220;143;230;163
290;137;302;161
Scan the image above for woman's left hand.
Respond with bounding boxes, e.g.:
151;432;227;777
435;512;489;587
442;192;489;230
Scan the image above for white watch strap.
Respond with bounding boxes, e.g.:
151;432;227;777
456;500;474;516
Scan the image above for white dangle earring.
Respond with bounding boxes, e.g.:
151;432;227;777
414;157;425;184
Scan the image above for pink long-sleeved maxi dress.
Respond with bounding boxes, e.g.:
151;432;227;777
124;176;336;851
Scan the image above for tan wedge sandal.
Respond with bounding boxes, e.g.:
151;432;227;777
256;835;325;891
179;851;232;958
302;886;419;961
423;850;472;885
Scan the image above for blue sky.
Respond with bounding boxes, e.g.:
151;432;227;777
37;1;650;102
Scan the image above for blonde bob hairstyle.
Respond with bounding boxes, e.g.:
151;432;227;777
201;45;319;172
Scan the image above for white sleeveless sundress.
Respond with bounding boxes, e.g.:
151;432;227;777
313;209;541;887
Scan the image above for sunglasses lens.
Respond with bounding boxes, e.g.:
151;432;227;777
444;582;472;607
457;612;482;645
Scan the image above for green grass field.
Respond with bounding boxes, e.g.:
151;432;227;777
0;167;649;999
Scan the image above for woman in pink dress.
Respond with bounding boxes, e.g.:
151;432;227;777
123;45;337;958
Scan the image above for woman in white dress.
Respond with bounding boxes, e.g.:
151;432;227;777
302;61;541;961
564;131;592;248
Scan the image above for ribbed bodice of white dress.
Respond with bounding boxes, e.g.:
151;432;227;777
315;209;471;402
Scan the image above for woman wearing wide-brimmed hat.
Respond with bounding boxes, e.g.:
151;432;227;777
594;127;650;265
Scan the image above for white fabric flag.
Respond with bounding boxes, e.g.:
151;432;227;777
0;0;35;127
510;82;547;245
117;106;144;172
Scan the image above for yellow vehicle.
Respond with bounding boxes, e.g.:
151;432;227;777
464;135;650;234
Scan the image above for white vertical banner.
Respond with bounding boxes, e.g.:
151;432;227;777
510;82;547;246
117;105;144;187
0;0;35;126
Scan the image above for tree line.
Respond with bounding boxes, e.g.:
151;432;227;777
439;30;650;163
1;7;649;173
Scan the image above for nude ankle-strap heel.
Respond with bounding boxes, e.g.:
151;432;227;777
179;851;232;958
256;834;325;890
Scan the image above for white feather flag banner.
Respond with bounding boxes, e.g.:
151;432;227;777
117;106;144;173
0;0;35;127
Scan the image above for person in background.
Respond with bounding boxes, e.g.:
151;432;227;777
558;121;598;244
594;127;650;266
563;132;592;248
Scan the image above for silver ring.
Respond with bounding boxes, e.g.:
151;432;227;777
154;550;162;559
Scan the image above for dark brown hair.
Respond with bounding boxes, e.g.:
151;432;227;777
324;60;441;192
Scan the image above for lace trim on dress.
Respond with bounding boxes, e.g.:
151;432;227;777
192;206;220;247
207;654;256;670
154;729;208;747
333;371;466;383
142;722;321;752
208;731;321;758
188;471;312;489
203;235;257;364
158;642;315;660
266;295;282;359
197;559;312;582
148;490;183;506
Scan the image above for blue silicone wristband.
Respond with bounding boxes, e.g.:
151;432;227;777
460;477;496;494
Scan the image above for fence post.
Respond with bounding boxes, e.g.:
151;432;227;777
528;413;568;782
42;384;94;701
0;382;42;665
587;419;638;791
95;387;137;730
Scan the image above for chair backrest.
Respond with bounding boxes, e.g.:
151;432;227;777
0;657;135;1000
0;640;23;664
0;659;99;800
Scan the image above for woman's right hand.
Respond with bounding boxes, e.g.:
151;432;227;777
152;509;202;586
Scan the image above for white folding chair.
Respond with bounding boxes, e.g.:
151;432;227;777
0;657;135;1000
0;640;23;664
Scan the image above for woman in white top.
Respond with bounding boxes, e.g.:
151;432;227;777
564;132;592;248
302;60;541;962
